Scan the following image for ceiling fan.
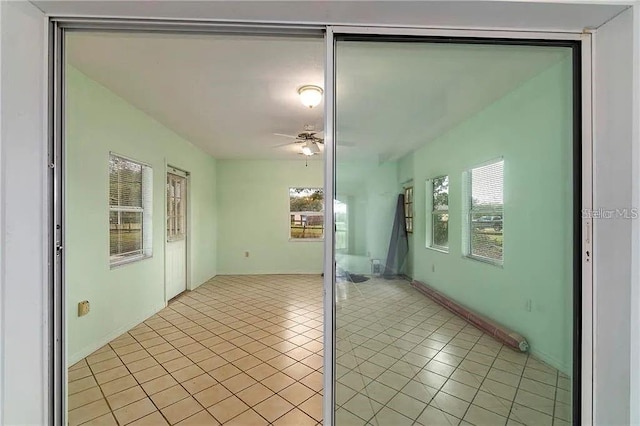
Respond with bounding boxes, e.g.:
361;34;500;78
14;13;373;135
273;124;324;156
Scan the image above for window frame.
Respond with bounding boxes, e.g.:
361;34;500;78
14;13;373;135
109;153;153;267
334;199;348;251
430;175;449;252
166;172;187;242
288;187;325;242
403;186;414;234
465;158;504;266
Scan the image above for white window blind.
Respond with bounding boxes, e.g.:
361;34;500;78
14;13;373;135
431;175;449;250
109;154;153;266
468;159;504;263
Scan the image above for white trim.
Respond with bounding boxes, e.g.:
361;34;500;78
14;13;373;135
581;31;595;426
631;6;640;425
47;20;594;426
322;26;335;426
167;166;188;178
328;26;590;426
108;150;152;168
330;25;585;39
66;302;166;366
164;163;191;298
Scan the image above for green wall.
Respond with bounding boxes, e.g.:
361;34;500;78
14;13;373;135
399;57;574;372
216;159;323;274
336;161;400;275
65;66;218;363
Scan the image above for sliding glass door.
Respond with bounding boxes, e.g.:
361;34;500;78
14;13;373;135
331;36;578;425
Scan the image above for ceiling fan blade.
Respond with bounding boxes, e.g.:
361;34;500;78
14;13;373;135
273;133;298;139
272;141;295;148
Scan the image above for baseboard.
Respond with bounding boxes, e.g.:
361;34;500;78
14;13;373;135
529;347;571;376
67;302;166;366
215;271;323;276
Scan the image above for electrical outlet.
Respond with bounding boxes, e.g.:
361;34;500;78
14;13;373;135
244;251;249;258
432;264;436;272
78;300;90;317
525;299;532;312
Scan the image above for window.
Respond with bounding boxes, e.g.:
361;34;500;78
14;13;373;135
431;176;449;250
467;159;504;264
335;199;348;250
289;187;324;240
404;186;414;233
109;154;152;266
167;172;186;241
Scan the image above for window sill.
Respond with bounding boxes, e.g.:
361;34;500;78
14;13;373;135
110;254;152;269
464;254;503;268
426;246;449;254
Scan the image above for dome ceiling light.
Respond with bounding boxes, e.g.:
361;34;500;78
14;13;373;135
298;85;323;108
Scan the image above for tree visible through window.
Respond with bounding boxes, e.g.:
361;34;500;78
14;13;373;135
468;160;504;263
109;154;152;265
431;176;449;250
289;188;324;240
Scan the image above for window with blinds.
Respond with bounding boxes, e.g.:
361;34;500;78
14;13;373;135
109;154;153;266
431;175;449;250
404;186;414;233
467;159;504;263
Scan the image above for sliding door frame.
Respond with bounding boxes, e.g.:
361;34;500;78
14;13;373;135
325;25;592;426
49;19;593;426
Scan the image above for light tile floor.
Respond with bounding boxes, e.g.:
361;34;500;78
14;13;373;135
68;274;572;426
335;277;572;426
68;275;324;426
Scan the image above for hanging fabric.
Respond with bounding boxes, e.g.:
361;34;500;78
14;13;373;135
383;194;409;278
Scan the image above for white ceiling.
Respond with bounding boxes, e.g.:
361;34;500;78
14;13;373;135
67;32;325;159
335;41;570;162
67;32;569;161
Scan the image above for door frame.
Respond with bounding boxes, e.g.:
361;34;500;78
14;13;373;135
165;164;191;301
324;25;591;426
49;19;594;426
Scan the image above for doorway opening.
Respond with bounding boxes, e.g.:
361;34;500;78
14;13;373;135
63;30;326;425
53;22;587;426
166;167;189;301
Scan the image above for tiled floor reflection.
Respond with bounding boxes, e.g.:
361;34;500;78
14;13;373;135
68;275;323;425
335;277;571;426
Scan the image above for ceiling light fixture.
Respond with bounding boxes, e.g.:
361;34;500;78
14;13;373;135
298;85;323;108
301;141;321;156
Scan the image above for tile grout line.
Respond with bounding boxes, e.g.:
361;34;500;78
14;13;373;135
336;278;554;425
161;275;323;425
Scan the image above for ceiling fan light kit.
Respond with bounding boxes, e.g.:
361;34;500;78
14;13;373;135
301;140;321;156
298;85;323;108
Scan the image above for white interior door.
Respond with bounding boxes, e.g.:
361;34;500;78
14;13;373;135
166;170;187;299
